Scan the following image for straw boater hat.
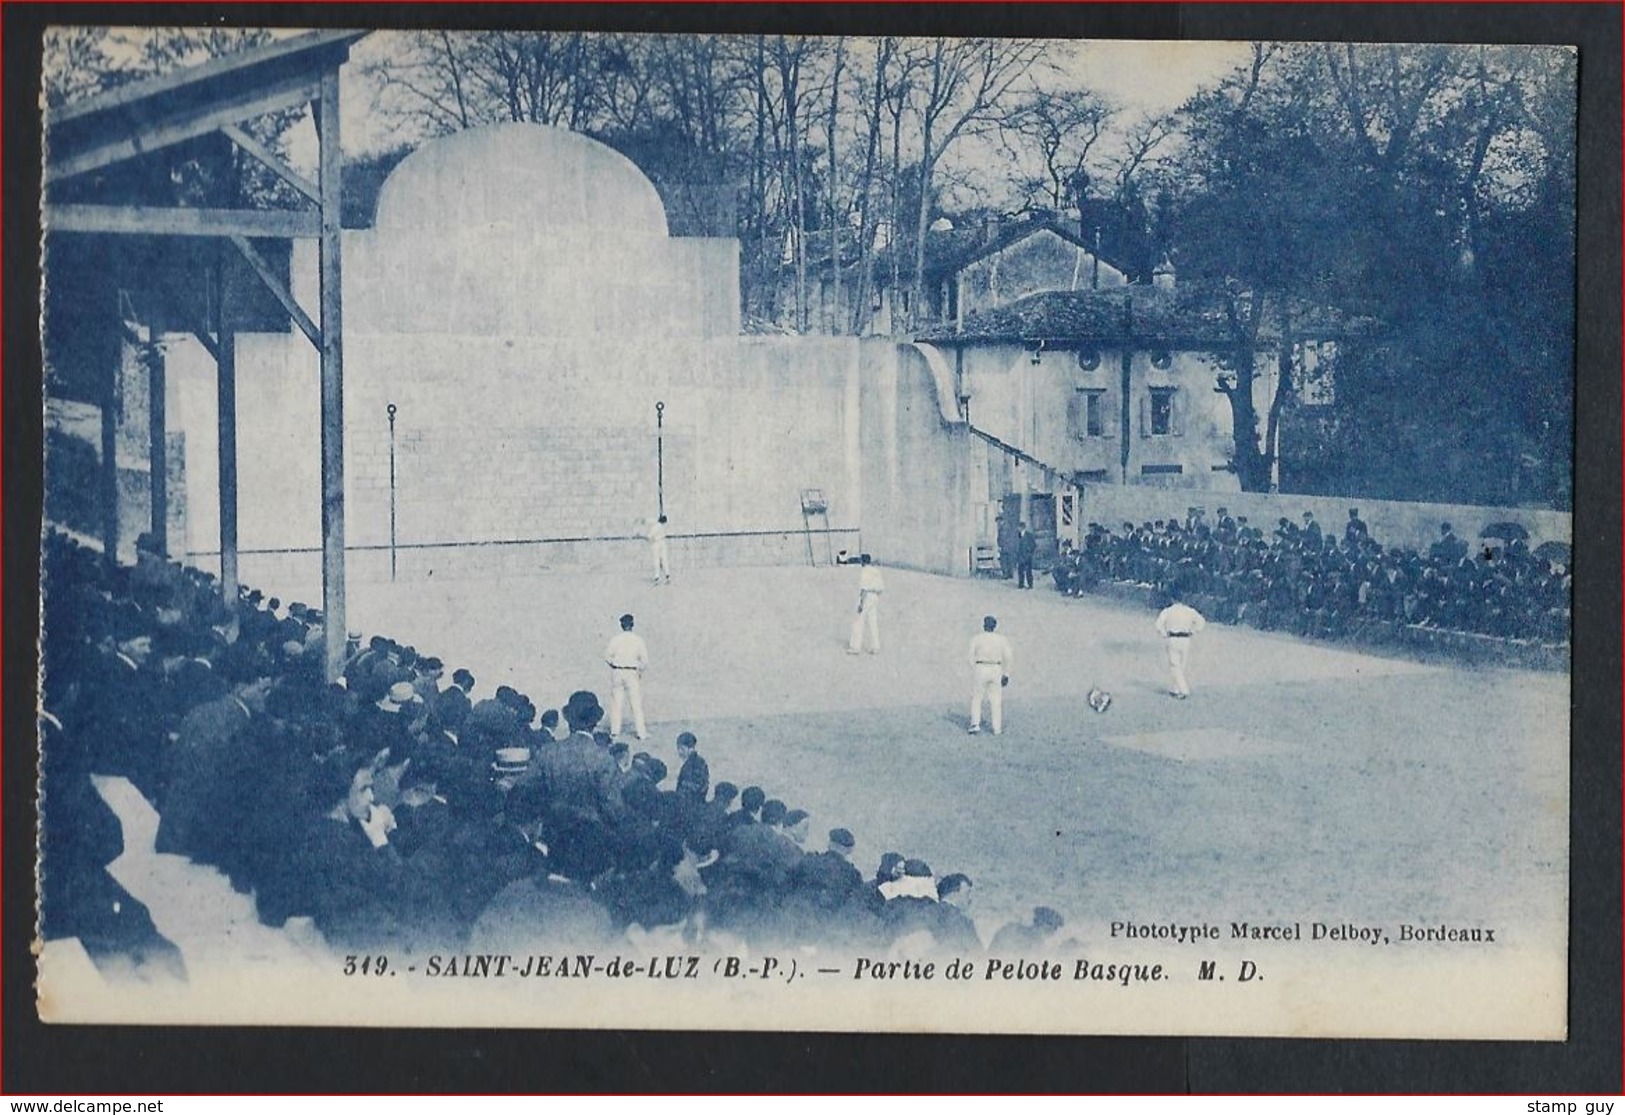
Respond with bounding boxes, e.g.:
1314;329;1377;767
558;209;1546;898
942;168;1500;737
378;680;423;713
492;746;532;777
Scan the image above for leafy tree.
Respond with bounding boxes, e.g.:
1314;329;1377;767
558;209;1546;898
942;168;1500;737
1162;41;1574;507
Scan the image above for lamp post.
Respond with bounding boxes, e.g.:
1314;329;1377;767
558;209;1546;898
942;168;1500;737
386;402;398;581
655;400;666;520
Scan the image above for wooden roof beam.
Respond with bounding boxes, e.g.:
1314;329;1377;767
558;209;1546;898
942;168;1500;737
221;123;320;206
46;204;320;239
46;72;323;184
229;235;321;349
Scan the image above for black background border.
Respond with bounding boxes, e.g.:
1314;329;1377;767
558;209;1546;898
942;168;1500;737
5;2;1619;1094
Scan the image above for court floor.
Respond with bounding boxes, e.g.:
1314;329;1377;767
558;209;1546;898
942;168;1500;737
237;561;1571;944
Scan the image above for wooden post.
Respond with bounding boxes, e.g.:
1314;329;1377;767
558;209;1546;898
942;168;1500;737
147;338;168;556
215;252;240;607
100;314;120;568
316;66;346;682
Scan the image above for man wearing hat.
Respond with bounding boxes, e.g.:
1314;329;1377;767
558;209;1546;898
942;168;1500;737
358;679;424;759
967;615;1014;736
784;827;885;944
1344;508;1370;547
845;554;885;655
1155;587;1207;699
1015;524;1037;589
436;667;474;729
1301;510;1322;548
786;827;869;910
674;732;709;803
1431;521;1468;565
603;613;650;740
156;671;276;863
88;617;165;792
524;690;626;827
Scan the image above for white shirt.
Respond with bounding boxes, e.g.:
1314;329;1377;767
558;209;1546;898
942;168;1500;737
1155;602;1207;637
881;875;937;901
968;631;1014;669
648;522;667;546
604;631;649;670
858;566;884;595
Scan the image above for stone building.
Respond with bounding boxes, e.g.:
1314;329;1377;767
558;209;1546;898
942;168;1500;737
906;277;1359;563
782;210;1131;336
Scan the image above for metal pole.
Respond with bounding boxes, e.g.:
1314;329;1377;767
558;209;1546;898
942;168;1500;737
655;400;666;520
387;402;398;581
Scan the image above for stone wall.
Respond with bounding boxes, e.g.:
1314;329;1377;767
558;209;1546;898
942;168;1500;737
857;340;982;575
168;331;864;564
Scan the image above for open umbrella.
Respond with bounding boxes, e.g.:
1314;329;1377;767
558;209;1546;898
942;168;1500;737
1479;521;1530;542
1532;540;1572;564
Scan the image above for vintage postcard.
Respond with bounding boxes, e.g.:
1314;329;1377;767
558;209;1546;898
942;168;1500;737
34;26;1574;1038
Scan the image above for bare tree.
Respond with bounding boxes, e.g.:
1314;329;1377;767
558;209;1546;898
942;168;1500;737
844;37;899;332
1002;87;1115;210
824;37;847;333
901;37;1049;328
1105;110;1178;205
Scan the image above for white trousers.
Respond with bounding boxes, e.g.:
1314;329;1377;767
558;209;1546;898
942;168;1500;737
652;540;671;582
609;669;647;737
970;664;1005;733
847;595;880;652
1166;637;1192;696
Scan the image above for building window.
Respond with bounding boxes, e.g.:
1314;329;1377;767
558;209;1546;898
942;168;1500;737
1076;347;1102;371
1146;387;1177;436
1140;463;1184;476
1069;389;1109;439
1150;349;1173;370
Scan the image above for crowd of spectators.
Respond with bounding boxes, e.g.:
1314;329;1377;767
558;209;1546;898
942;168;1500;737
1049;507;1571;649
40;530;1066;975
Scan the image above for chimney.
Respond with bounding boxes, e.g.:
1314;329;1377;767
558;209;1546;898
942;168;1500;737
1152;255;1176;291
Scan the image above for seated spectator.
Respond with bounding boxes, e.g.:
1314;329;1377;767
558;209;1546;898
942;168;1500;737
674;732;709;802
989;906;1067;953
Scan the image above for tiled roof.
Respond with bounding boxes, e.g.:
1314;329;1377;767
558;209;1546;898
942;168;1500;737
916;286;1379;347
884;211;1132;279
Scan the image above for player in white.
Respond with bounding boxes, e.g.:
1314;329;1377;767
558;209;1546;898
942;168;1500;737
1154;590;1207;699
967;615;1014;735
845;554;884;654
604;612;650;739
648;515;671;585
